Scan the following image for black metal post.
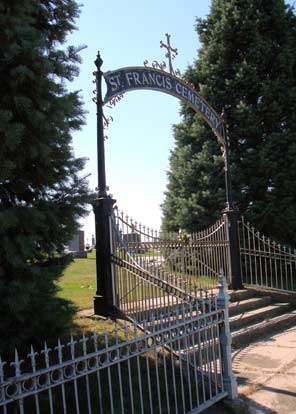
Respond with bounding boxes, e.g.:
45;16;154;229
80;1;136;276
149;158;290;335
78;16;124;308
221;106;233;212
94;52;107;199
221;106;243;290
93;52;117;316
224;143;233;211
223;209;243;290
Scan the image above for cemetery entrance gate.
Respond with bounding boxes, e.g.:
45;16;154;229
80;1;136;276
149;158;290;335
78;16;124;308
93;37;241;317
90;37;239;411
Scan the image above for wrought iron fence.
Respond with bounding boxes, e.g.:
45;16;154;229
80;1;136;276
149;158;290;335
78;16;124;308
0;276;237;413
239;217;296;293
110;208;230;320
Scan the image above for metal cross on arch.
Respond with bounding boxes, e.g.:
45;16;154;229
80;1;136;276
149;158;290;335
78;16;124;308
160;33;178;76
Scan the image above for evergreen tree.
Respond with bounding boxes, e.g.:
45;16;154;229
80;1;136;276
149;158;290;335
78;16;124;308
162;0;296;246
0;0;91;353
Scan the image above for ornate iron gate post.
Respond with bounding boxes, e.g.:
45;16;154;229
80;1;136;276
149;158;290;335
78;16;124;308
223;208;243;290
221;106;243;290
93;52;117;316
217;271;238;399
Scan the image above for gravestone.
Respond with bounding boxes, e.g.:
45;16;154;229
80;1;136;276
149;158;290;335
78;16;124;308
67;230;87;258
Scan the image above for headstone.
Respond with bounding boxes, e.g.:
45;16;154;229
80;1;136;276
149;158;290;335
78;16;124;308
67;230;87;258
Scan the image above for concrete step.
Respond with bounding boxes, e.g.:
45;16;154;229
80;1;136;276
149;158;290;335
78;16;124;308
229;296;273;317
231;310;296;348
229;302;291;331
229;289;259;302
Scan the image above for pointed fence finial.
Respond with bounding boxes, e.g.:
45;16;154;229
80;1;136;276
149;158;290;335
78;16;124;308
218;269;226;288
11;349;24;377
95;51;103;71
55;339;65;363
28;345;39;371
92;332;99;352
217;269;230;309
0;356;6;382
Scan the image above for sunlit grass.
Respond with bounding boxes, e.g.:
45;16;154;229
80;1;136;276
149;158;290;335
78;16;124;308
55;251;133;341
57;251;96;310
57;250;217;317
50;252;217;413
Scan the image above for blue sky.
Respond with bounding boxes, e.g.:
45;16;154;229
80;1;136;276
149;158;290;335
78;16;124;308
66;0;213;242
68;0;294;241
68;0;212;242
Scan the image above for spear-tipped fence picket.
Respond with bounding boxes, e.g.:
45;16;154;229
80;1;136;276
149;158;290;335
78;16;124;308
111;208;230;321
8;204;296;413
239;217;296;293
0;274;237;414
111;208;296;302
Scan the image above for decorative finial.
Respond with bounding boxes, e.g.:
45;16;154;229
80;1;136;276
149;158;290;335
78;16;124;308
218;269;225;289
144;33;182;78
160;33;178;76
95;51;103;70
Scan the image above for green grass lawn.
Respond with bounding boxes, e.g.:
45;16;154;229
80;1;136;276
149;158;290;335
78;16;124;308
57;251;97;311
54;250;218;363
57;250;217;314
56;251;122;337
13;252;211;414
52;252;215;414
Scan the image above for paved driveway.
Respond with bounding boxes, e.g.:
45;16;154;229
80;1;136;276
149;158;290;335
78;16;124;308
232;325;296;414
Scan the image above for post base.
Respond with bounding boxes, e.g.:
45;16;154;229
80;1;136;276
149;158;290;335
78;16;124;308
223;208;244;290
93;295;120;318
223;375;238;400
228;281;244;291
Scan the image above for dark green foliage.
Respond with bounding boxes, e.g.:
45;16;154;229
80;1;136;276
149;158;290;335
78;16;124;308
162;0;296;245
0;256;77;357
0;0;91;354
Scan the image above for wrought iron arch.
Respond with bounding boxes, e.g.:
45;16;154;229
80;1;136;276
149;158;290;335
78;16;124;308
103;66;225;146
92;35;234;315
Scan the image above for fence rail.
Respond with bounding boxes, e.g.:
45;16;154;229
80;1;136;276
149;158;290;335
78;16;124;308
111;206;296;314
239;217;296;293
111;208;230;320
113;209;229;288
0;275;236;414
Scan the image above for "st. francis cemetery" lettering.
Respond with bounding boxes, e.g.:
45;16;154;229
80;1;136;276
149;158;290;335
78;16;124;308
103;67;224;140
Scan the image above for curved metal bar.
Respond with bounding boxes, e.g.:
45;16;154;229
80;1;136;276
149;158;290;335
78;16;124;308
103;66;226;146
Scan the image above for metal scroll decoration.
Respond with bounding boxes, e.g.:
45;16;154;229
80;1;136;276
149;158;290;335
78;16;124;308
102;34;226;146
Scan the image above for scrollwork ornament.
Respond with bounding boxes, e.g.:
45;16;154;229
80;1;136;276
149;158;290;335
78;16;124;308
103;115;113;129
92;88;98;104
151;60;167;72
174;68;182;78
143;59;167;72
106;94;124;109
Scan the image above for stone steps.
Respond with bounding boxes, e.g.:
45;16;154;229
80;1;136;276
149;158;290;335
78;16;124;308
231;310;296;348
130;289;296;349
229;289;296;348
229;302;291;331
229;296;272;317
229;289;255;302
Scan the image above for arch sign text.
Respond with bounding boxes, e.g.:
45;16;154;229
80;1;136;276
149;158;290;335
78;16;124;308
103;66;224;144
